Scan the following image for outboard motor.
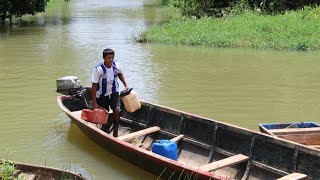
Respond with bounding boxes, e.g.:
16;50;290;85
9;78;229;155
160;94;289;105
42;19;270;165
56;76;82;95
56;76;90;109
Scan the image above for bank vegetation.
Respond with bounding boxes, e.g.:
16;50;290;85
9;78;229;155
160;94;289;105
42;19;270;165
0;0;69;22
140;0;320;51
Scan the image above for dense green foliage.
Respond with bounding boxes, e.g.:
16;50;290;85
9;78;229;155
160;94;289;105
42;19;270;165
142;7;320;50
0;0;69;22
161;0;320;17
0;0;49;21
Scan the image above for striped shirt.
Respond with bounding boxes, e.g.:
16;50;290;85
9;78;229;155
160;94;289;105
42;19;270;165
91;61;122;98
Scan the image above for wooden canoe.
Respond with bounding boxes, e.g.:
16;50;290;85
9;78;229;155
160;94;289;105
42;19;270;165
57;88;319;179
259;122;320;149
1;161;86;180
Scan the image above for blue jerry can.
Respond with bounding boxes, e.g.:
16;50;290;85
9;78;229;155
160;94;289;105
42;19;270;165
152;140;178;160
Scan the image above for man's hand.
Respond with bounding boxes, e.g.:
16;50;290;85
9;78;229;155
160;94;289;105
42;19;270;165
125;85;129;91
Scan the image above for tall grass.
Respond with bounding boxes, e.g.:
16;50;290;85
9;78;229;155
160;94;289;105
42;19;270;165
0;160;16;179
0;149;16;179
141;6;320;51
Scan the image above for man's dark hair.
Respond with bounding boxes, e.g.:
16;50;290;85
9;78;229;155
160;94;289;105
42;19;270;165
103;49;115;58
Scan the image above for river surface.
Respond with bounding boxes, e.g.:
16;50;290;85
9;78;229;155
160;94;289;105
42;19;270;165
1;0;320;179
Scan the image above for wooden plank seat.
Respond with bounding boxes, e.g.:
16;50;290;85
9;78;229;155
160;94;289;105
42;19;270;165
171;134;184;142
199;154;249;172
276;173;307;180
117;126;160;141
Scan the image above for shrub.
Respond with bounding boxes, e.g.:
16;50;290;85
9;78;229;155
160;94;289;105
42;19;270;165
168;0;320;17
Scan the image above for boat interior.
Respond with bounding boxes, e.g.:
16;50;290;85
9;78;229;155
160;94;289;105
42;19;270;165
59;89;314;180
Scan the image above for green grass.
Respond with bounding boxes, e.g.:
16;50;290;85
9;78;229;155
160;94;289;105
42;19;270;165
141;6;320;51
46;0;69;9
0;160;16;179
0;149;17;179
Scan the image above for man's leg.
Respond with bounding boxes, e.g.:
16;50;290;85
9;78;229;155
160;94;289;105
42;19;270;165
96;97;111;133
96;97;110;111
110;93;121;137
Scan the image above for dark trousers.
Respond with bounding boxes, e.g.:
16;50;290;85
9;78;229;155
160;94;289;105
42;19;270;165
96;93;120;137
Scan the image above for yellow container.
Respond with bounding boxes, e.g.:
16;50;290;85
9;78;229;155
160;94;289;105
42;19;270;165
120;88;141;113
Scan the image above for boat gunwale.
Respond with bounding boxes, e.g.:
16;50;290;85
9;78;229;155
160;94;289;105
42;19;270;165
140;100;320;155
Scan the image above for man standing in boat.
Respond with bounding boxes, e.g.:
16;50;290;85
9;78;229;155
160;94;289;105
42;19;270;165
91;48;128;137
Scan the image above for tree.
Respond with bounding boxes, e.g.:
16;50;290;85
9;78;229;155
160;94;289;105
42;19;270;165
0;0;49;22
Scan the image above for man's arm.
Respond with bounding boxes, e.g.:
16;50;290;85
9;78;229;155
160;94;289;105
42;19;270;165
118;73;128;90
91;66;102;109
91;83;100;109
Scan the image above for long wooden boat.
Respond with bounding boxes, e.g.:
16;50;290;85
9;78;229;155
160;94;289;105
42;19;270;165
1;161;86;179
57;87;320;180
259;122;320;149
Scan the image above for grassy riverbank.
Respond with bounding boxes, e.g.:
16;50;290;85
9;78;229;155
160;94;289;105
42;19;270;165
141;6;320;51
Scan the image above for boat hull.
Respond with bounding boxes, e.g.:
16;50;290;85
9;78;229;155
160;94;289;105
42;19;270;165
259;122;320;135
59;96;223;180
259;122;320;149
58;94;320;179
6;162;86;179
